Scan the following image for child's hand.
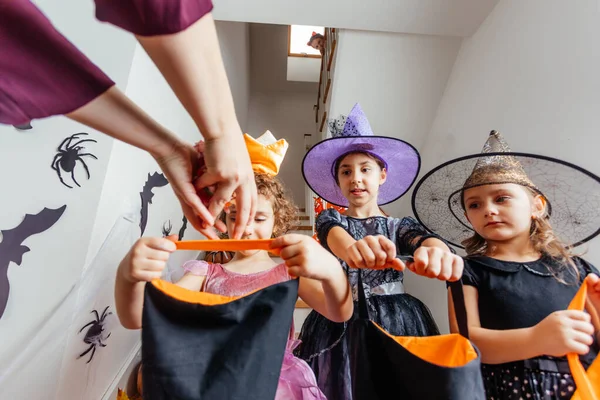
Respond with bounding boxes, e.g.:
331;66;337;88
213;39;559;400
272;234;343;282
407;246;463;281
119;235;177;283
345;235;405;271
532;310;595;356
586;274;600;315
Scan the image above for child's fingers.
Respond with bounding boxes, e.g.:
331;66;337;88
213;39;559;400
145;237;177;252
346;245;363;269
448;256;464;282
362;236;383;268
567;340;591;355
278;242;303;261
572;330;594;346
165;234;179;242
412;247;428;270
388;258;405;271
144;248;172;262
585;273;600;289
436;252;461;281
141;259;167;272
378;236;397;265
284;257;310;279
134;270;164;282
571;320;595;336
563;310;592;322
355;241;376;268
271;234;303;250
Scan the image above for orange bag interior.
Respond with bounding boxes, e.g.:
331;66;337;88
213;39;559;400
374;322;478;367
568;280;599;400
151;279;260;305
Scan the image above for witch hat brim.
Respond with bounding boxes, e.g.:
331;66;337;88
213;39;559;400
302;135;421;207
411;151;600;248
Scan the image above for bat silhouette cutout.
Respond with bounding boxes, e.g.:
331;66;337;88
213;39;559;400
13;122;33;130
139;172;169;236
178;216;188;241
0;205;67;319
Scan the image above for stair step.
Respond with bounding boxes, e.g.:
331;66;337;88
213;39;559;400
295;299;311;309
294;226;313;231
297;216;310;221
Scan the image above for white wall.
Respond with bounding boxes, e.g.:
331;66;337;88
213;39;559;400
411;0;600;333
216;21;252;129
0;0;137;397
247;91;316;209
287;57;321;83
246;23;318;209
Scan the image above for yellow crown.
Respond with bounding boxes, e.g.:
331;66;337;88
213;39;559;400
244;131;289;176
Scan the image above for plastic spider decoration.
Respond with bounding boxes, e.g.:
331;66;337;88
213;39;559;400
51;132;98;188
162;216;188;240
162;220;173;237
78;306;112;364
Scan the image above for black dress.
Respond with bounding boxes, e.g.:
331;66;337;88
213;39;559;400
461;255;599;400
295;209;442;400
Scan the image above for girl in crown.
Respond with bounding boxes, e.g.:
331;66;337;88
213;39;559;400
297;103;464;399
115;131;353;400
412;130;600;399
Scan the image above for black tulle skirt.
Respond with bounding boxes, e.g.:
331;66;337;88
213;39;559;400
294;293;440;400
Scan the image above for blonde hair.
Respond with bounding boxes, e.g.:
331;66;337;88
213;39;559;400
219;173;298;237
462;186;580;283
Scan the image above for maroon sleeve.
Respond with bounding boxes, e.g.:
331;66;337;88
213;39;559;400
0;0;114;125
94;0;214;36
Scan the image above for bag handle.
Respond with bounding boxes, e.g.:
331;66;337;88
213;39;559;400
568;280;598;400
356;270;370;319
448;280;470;339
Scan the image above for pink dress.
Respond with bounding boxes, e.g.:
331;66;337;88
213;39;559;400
183;260;327;400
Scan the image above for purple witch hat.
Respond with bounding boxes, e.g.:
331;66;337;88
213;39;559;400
302;103;421;207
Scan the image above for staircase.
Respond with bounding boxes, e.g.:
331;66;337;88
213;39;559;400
314;27;339;140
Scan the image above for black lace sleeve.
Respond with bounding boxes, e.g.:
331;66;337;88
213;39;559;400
392;216;451;254
315;209;347;253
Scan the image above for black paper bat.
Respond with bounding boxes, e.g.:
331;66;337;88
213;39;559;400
13;122;33;130
178;216;188;241
139;172;169;236
0;205;67;319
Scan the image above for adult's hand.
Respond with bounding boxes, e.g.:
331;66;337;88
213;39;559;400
153;140;225;239
195;134;256;239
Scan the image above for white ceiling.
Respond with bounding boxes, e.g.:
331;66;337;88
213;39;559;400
214;0;500;38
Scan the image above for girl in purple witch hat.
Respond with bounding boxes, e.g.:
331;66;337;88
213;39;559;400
296;103;464;400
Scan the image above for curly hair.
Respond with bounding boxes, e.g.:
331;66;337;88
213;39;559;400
462;186;580;283
219;173;298;237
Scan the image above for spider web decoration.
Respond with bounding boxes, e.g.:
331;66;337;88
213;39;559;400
412;152;600;249
51;132;98;189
